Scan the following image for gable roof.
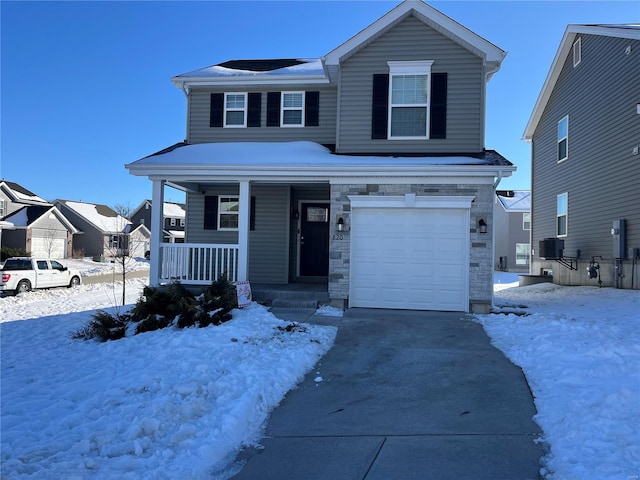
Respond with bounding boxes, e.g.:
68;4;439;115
0;180;50;205
324;0;506;79
131;200;186;219
523;24;640;140
3;205;79;232
496;190;531;212
56;200;131;234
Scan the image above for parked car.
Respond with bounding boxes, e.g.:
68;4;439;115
0;257;82;295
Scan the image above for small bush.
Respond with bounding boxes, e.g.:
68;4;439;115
74;277;238;342
73;310;130;341
1;247;29;261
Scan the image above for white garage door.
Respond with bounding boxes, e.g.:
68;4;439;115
31;237;66;259
350;205;469;311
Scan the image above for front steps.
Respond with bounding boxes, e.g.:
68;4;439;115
252;284;330;309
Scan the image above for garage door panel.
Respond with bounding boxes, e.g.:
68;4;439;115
350;207;468;311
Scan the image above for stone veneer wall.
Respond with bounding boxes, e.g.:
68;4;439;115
328;183;494;313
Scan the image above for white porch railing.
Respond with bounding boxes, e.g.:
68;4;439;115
159;243;239;285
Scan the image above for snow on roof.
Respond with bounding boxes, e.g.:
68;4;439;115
177;58;324;78
497;190;531;211
131;141;494;168
164;202;185;218
1;181;49;205
61;201;130;234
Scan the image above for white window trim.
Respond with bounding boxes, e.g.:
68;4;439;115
180;218;185;227
0;199;5;216
170;218;176;227
523;212;531;231
558;115;569;163
515;243;531;266
281;91;305;128
557;192;568;238
387;60;434;140
218;196;239;231
223;92;247;128
573;37;581;67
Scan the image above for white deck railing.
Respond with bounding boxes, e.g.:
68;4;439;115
159;243;239;285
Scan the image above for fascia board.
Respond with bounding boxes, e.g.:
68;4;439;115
172;75;330;89
129;164;515;180
324;0;505;66
523;24;639;140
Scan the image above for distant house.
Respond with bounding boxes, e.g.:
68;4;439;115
126;0;516;313
0;181;78;258
55;200;150;259
494;190;530;273
523;24;640;289
130;200;186;243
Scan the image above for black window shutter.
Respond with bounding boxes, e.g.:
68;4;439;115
371;74;389;139
266;92;281;127
305;91;319;126
247;93;261;127
210;94;223;128
430;73;447;139
204;195;218;230
250;196;256;231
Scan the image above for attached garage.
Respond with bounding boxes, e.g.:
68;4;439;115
31;236;66;259
349;195;473;312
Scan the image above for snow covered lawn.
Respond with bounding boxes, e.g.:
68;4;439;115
476;274;640;480
0;280;337;479
1;273;638;479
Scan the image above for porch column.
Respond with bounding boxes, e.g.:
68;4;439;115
237;180;250;282
149;179;165;286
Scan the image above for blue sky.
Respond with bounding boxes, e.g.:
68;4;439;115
1;1;635;209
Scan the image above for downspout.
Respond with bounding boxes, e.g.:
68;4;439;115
181;84;191;143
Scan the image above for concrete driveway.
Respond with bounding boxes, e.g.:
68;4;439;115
232;308;545;480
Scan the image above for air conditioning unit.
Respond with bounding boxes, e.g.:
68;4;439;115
539;238;564;260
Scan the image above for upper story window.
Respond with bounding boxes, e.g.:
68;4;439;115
224;93;247;127
523;212;531;231
281;92;304;127
219;197;239;230
573;38;581;67
180;218;185;227
557;193;568;237
387;61;433;139
0;199;5;216
170;218;176;227
558;116;568;162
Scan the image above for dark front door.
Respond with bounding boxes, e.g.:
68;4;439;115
300;203;329;276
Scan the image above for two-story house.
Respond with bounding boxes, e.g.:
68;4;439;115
55;200;150;260
0;180;78;259
494;190;531;273
126;0;515;312
523;25;640;289
130;200;186;244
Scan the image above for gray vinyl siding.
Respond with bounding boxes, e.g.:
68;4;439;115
337;15;484;154
188;87;337;145
531;34;640;283
55;206;107;257
186;185;290;283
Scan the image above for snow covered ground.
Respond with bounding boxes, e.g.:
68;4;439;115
1;272;638;479
479;272;640;479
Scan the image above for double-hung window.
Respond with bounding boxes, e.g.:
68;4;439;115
281;92;304;127
218;197;239;230
523;212;531;231
557;193;568;237
516;243;531;266
558;116;568;162
224;93;247;127
388;61;433;139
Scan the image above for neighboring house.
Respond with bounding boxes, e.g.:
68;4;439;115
126;0;516;312
55;200;147;259
0;181;78;258
523;24;640;289
494;190;531;273
130;200;186;243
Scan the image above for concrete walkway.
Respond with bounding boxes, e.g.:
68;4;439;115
232;308;544;480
